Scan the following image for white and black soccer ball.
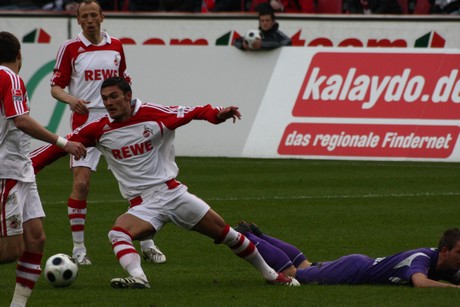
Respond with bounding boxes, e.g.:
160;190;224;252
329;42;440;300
44;253;78;287
244;29;261;49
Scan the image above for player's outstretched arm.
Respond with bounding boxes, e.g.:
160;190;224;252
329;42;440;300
61;140;87;160
217;106;241;123
13;114;86;160
411;273;460;288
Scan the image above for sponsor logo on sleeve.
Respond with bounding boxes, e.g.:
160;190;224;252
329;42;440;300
12;89;23;103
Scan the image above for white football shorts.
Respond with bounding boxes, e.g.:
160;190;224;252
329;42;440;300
0;179;45;237
127;183;210;231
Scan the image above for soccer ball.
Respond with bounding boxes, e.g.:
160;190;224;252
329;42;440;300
44;253;78;287
244;29;261;49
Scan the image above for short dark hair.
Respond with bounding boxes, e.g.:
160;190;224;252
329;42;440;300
0;31;20;64
256;3;275;20
101;77;132;94
77;0;103;16
438;228;460;251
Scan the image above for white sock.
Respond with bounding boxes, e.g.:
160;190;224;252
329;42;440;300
11;284;31;307
221;226;278;281
109;228;148;281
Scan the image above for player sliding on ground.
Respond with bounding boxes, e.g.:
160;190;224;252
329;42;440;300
30;76;300;288
234;222;460;288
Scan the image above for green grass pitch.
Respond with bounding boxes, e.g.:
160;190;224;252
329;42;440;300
1;157;460;306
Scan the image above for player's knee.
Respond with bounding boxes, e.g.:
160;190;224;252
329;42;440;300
23;219;46;252
36;231;46;247
73;179;90;196
25;232;46;254
108;227;131;244
108;229;117;242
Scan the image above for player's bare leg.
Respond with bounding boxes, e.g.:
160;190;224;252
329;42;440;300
192;209;300;286
0;235;23;264
69;167;165;265
139;234;166;264
10;218;45;307
282;260;311;278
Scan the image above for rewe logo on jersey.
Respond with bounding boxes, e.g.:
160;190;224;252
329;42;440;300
84;69;118;81
293;52;460;119
112;140;154;160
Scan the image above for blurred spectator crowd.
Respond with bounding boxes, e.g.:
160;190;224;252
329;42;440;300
0;0;459;15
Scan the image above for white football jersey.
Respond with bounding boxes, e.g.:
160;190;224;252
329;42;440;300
31;99;224;199
50;31;131;110
0;66;34;182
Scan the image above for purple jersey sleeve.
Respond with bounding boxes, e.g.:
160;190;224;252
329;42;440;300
364;248;437;285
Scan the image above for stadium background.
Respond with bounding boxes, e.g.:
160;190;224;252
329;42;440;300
0;11;459;161
1;9;460;306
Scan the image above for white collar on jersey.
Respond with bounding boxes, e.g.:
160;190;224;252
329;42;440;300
0;65;14;73
78;31;111;47
107;98;142;123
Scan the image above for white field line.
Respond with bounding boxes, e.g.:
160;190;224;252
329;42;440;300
42;191;460;205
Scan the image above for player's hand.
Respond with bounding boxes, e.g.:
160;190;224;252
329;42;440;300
217;106;241;123
242;40;253;51
63;141;87;160
251;39;262;50
70;99;90;114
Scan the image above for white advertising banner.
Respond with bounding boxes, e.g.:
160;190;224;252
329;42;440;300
243;48;460;161
2;14;459;161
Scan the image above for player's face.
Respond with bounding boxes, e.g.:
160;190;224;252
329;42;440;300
259;15;275;32
442;241;460;271
101;85;132;122
77;2;104;37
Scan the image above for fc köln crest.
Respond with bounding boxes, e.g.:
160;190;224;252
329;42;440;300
143;126;153;138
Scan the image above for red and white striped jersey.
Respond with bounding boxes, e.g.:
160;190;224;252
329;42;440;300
31;99;224;199
50;31;131;110
0;66;34;182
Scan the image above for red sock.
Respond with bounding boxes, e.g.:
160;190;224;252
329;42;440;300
16;251;42;289
68;198;87;244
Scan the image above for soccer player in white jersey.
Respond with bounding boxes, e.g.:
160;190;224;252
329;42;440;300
0;31;86;307
31;76;300;288
50;0;165;265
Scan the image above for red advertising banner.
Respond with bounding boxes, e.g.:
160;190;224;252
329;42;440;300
293;52;460;119
278;123;459;158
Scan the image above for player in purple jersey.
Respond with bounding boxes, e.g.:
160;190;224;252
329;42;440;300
234;222;460;288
